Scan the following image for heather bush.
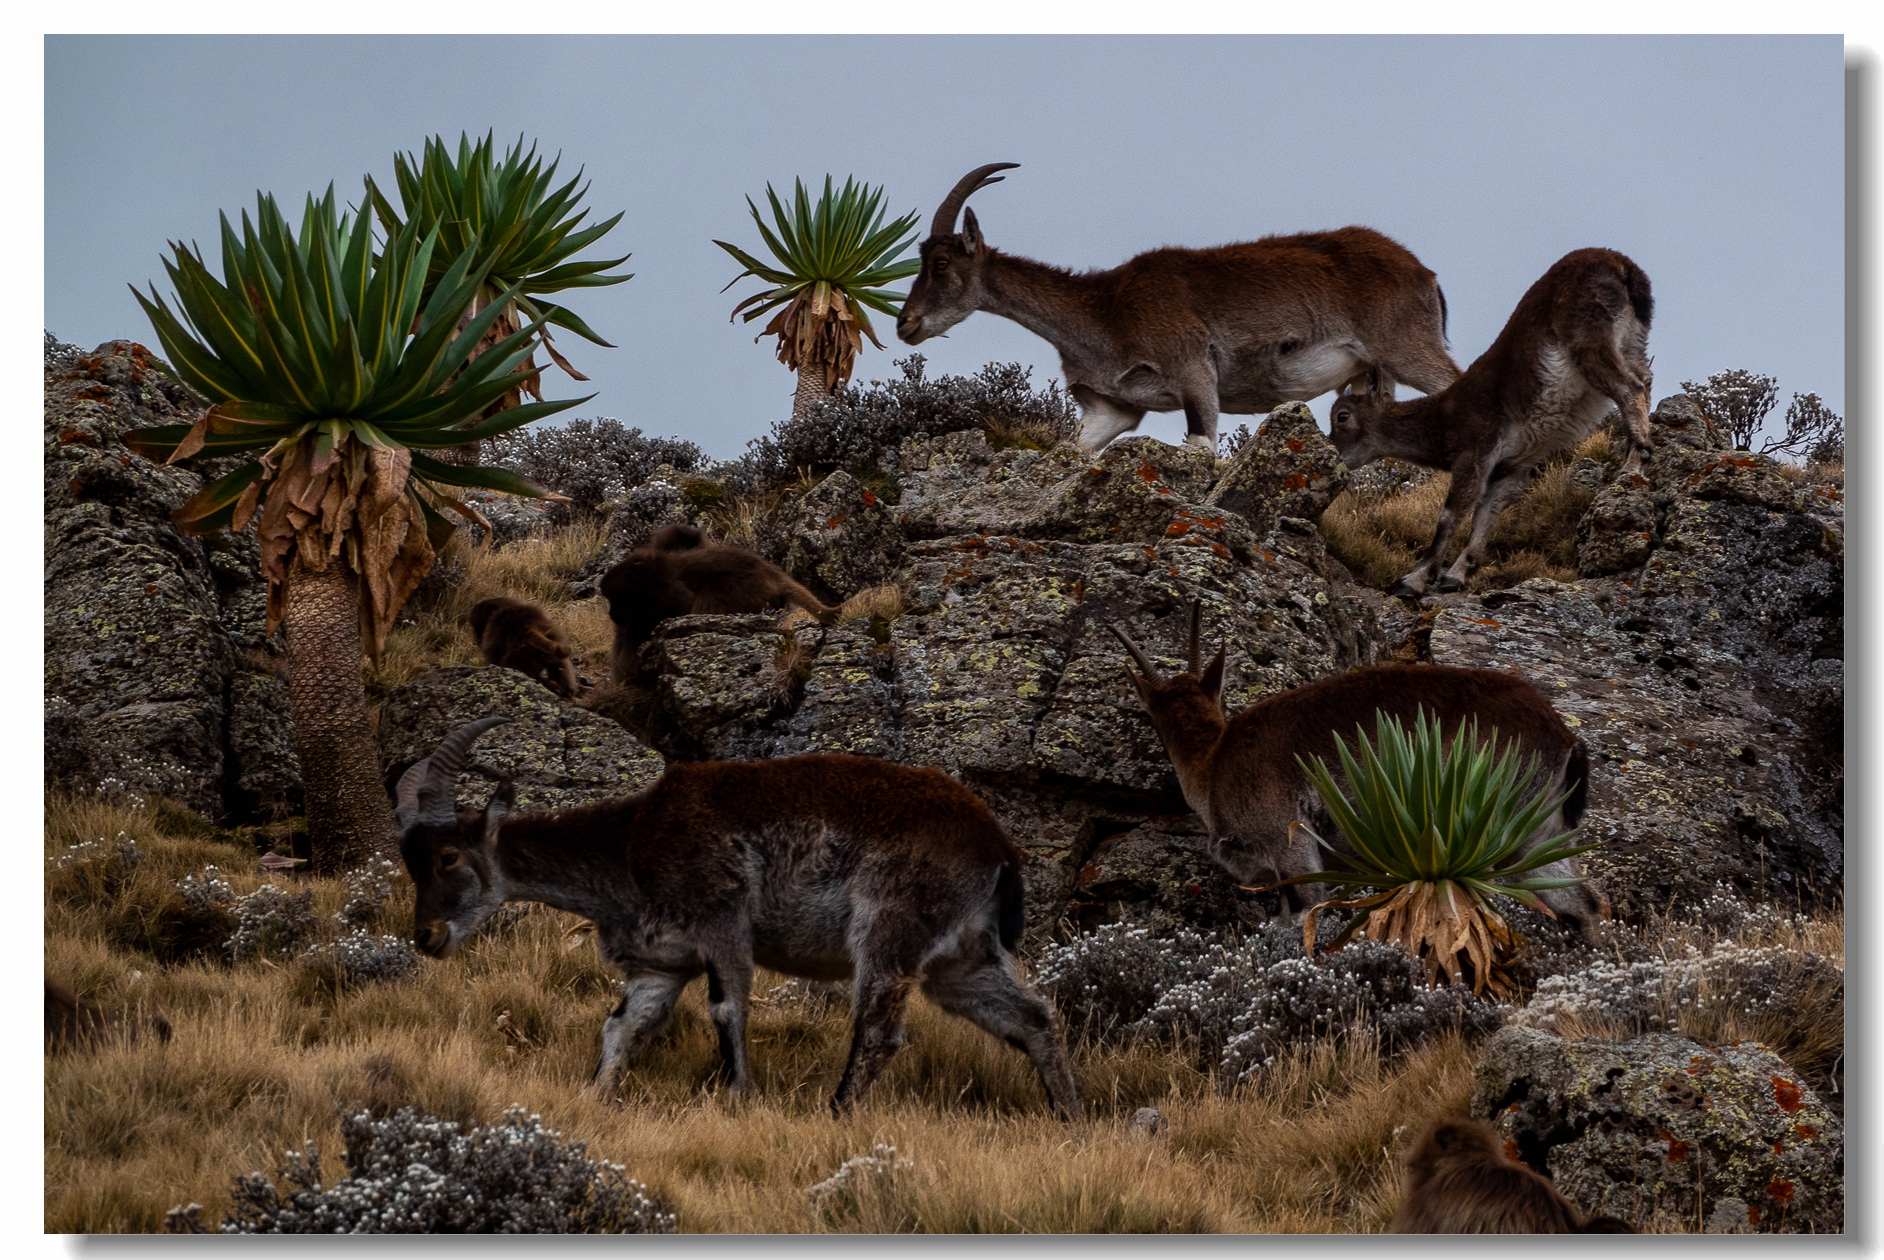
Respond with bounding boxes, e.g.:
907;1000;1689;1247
335;858;402;931
170;1106;676;1233
225;883;316;963
299;928;422;986
174;864;234;912
1510;941;1843;1038
483;418;705;517
728;354;1079;492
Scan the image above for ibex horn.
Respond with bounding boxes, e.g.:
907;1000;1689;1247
1188;601;1203;676
1110;624;1162;683
410;716;511;828
931;162;1019;240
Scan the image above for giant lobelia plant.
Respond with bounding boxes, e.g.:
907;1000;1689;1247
714;176;920;426
366;132;632;443
126;185;586;869
1269;708;1597;998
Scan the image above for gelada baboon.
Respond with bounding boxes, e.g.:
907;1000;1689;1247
1390;1118;1635;1233
468;597;581;698
599;524;840;683
46;977;172;1053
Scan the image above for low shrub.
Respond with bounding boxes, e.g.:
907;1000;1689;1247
225;884;316;963
335;859;402;931
483;418;705;518
298;929;422;988
169;1106;677;1234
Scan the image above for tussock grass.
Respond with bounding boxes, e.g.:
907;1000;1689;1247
836;583;906;625
47;793;1493;1233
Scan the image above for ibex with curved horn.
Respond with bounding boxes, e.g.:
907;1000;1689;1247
1113;604;1607;936
394;719;1078;1118
897;163;1462;455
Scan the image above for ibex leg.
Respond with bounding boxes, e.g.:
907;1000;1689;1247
1572;341;1654;476
830;966;918;1116
1392;459;1484;598
582;970;690;1102
922;946;1080;1120
1439;464;1533;589
704;954;755;1097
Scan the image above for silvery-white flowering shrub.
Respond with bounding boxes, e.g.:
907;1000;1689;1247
335;859;402;930
175;865;235;912
1509;941;1843;1037
52;831;144;872
806;1143;913;1223
225;884;315;963
169;1106;677;1234
300;929;421;986
724;354;1079;494
483;418;704;517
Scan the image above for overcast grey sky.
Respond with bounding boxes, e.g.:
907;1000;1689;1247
45;35;1842;459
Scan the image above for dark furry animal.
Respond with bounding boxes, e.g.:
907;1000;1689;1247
1391;1118;1636;1233
1115;603;1606;936
897;163;1461;454
1329;247;1654;596
46;978;171;1053
394;719;1078;1119
600;524;839;683
468;597;581;698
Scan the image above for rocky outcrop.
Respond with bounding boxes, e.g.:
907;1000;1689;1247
377;665;664;812
43;336;301;820
1475;1026;1842;1232
1205;401;1348;531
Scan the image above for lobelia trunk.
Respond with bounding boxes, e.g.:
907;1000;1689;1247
283;560;398;872
791;365;831;428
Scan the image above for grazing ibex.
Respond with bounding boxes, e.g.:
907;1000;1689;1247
1391;1118;1636;1232
1329;247;1655;596
896;163;1461;455
394;718;1079;1119
1114;604;1606;937
468;597;582;698
600;524;840;683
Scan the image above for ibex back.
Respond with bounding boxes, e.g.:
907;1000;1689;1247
897;163;1461;455
394;719;1079;1119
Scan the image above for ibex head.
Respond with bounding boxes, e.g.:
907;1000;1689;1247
1327;373;1397;467
394;717;513;957
897;162;1018;345
1112;602;1228;753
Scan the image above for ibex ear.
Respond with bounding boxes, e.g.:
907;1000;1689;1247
1366;367;1381;395
961;206;982;256
482;778;515;845
1200;644;1226;705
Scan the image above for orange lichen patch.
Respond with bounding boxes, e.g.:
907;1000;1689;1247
1792;1124;1820;1141
1772;1141;1785;1155
1210;544;1232;559
1286;439;1305;453
1503;1139;1522;1163
1772;1076;1805;1113
58;428;98;446
1748;1204;1763;1225
1166;522;1192;537
142;583;157;597
860;489;877;507
1660;1132;1689;1163
1768;1179;1796;1206
1142;547;1157;558
1284;474;1307;490
825;516;845;529
1463;617;1502;628
1136;460;1160;483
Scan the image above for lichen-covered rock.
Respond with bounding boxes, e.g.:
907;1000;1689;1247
377;665;665;812
1474;1027;1842;1232
1018;436;1219;545
1429;578;1839;919
1577;474;1659;576
1064;815;1253;930
461;488;558;548
226;670;302;820
776;469;906;602
767;623;901;760
637;614;796;760
1204;402;1347;534
893;430;1085;540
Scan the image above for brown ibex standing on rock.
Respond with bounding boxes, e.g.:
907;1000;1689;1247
600;524;840;683
1391;1118;1637;1232
1114;604;1606;937
1329;247;1655;597
897;163;1461;455
468;597;582;698
394;718;1079;1118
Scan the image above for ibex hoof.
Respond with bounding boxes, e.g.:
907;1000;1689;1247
1433;574;1466;594
1388;579;1426;599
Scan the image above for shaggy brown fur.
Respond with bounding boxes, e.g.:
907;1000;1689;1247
897;164;1461;454
394;720;1078;1119
1329;247;1654;596
600;524;840;683
468;597;581;698
1116;605;1606;935
1391;1118;1636;1233
46;978;171;1053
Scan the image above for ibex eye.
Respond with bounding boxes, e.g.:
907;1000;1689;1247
933;257;948;272
440;850;461;870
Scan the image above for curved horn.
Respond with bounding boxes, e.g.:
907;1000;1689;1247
1188;601;1202;676
930;162;1019;240
1111;624;1162;683
394;759;429;829
414;716;511;825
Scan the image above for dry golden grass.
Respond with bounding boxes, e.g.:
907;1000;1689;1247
47;792;1493;1234
836;583;906;625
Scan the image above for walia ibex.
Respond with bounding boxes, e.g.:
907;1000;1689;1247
1391;1118;1636;1233
394;718;1079;1118
896;163;1461;455
468;597;581;698
600;524;839;682
1329;247;1655;596
1114;604;1606;937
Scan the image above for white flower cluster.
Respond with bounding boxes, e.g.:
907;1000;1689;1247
174;864;235;912
806;1143;914;1207
1510;939;1842;1036
182;1106;677;1234
225;884;315;963
300;929;421;985
52;831;143;872
335;859;403;930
